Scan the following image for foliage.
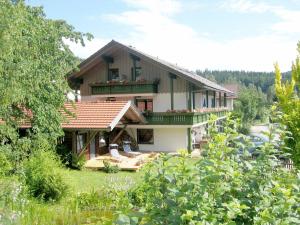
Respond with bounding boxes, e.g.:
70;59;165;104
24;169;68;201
70;152;87;170
0;151;12;176
233;85;268;133
124;115;300;224
0;169;139;225
0;0;92;171
56;144;86;170
23;150;68;201
275;42;300;169
103;160;120;173
197;69;290;97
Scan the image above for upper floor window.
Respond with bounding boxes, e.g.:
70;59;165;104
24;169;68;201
109;68;119;81
132;67;142;81
136;99;153;112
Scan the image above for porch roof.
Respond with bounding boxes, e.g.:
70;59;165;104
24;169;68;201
0;101;145;130
63;101;145;130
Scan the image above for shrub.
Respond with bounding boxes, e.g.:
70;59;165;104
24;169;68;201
124;115;300;224
0;151;12;176
70;152;86;170
103;160;119;173
23;150;68;201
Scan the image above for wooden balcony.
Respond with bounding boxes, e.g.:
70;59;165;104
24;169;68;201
90;81;159;95
144;109;228;125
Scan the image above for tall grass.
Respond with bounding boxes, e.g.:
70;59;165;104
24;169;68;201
0;172;136;225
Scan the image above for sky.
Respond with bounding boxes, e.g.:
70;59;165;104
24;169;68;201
26;0;300;72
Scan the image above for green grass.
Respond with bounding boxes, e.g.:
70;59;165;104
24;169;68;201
62;169;144;193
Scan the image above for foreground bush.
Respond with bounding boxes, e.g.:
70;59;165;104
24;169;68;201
23;151;68;201
124;116;300;224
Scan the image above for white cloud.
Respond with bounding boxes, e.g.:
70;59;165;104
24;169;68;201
68;0;298;72
65;37;110;59
222;0;300;34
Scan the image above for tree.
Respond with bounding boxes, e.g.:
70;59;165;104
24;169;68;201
233;85;268;133
0;0;91;167
274;42;300;168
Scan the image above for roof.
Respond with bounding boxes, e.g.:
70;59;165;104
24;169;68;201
70;40;233;94
62;101;145;130
0;101;145;130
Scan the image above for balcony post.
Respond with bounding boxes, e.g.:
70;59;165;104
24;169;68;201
213;91;216;108
219;92;222;107
169;73;176;110
224;93;227;107
206;90;209;108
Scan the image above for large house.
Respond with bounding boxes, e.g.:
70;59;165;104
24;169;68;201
66;40;234;159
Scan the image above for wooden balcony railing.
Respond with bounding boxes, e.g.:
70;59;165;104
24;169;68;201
90;81;159;95
144;109;228;125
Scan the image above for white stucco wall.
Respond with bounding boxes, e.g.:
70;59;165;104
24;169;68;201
128;127;188;152
174;92;187;110
153;92;187;112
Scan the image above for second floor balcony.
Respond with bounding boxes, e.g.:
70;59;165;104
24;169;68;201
144;108;229;125
90;80;159;95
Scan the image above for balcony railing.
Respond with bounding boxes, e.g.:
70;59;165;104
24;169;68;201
90;81;159;95
144;109;228;125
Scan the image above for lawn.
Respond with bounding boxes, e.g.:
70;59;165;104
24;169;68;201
62;168;145;193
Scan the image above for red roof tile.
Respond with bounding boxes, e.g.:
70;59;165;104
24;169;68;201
1;101;143;130
62;101;135;130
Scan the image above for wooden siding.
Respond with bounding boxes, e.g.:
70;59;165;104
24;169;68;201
79;48;187;96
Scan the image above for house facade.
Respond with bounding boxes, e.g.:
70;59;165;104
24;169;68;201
67;40;234;158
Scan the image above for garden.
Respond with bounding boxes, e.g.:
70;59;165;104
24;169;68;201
1;1;300;224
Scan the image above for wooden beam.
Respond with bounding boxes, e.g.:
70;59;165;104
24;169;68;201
224;93;227;107
111;125;128;144
78;131;98;158
187;128;192;153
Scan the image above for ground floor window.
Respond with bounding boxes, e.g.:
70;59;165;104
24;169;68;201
76;133;87;153
137;129;154;144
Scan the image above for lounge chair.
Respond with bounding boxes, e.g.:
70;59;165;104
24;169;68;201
123;141;141;158
109;144;126;162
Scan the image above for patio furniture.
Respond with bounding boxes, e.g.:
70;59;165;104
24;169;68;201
109;144;123;161
123;141;141;157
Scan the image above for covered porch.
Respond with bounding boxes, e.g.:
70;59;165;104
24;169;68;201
61;100;146;161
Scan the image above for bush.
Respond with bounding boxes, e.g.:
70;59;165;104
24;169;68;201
103;160;119;173
56;144;86;170
124;116;300;224
0;151;12;176
23;150;68;201
71;152;86;170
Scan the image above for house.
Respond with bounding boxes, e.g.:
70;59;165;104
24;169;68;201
66;40;234;159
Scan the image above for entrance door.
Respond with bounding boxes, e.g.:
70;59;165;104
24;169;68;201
90;137;96;159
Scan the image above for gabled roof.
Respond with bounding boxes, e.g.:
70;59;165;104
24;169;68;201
63;101;145;130
1;101;145;130
70;40;233;94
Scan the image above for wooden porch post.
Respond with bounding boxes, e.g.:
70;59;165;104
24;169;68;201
72;131;76;153
224;93;227;107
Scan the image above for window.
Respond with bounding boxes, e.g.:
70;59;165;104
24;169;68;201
109;68;119;81
76;133;87;153
136;99;153;112
132;67;142;81
137;129;154;144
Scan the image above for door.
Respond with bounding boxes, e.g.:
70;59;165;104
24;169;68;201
90;137;96;159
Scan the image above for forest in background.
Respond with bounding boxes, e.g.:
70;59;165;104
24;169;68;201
196;70;291;133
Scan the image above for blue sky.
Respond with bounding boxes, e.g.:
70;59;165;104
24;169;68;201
27;0;300;72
